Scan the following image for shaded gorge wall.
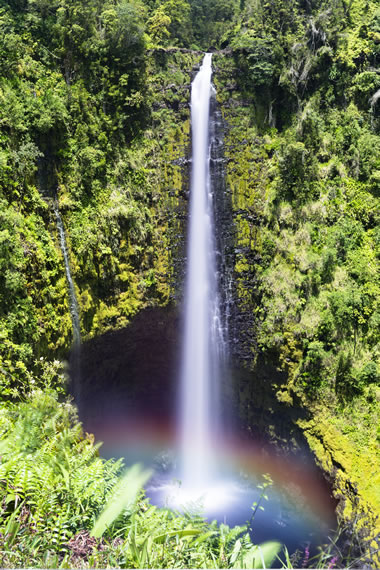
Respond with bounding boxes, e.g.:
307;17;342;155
74;53;338;485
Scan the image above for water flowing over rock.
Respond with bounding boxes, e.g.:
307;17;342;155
54;204;81;348
179;53;225;490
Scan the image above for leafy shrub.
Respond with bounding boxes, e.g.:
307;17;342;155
301;340;327;391
278;141;318;203
358;361;379;386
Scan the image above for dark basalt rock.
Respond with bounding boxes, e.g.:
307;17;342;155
76;306;181;428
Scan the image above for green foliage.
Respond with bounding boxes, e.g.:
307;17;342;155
231;34;279;87
351;71;380;109
90;464;152;538
159;0;193;47
146;0;239;48
358;361;379;386
0;0;379;563
214;1;380;540
148;7;172;45
0;2;200;391
0;197;71;396
230;538;281;569
0;390;123;558
189;0;239;48
278;141;318;203
215;0;379;399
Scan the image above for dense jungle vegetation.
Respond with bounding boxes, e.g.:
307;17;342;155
213;0;380;558
0;0;378;567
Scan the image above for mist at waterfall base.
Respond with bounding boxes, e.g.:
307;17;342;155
77;333;337;556
74;55;337;558
83;411;336;555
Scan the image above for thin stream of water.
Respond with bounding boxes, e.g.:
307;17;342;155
54;204;81;347
55;203;81;403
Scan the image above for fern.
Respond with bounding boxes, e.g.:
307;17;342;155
0;391;124;546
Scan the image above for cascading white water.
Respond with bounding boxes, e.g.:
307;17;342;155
179;53;225;491
144;57;336;550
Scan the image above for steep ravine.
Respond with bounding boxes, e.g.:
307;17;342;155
1;0;378;566
57;46;377;552
75;49;378;563
74;50;377;564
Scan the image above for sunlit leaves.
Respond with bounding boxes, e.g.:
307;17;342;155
90;464;152;538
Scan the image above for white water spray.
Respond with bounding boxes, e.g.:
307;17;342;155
179;53;225;491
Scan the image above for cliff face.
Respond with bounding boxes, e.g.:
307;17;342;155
0;8;202;396
75;40;379;558
62;50;201;339
211;16;379;554
1;0;379;563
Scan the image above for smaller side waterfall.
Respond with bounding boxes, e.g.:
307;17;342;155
54;204;81;348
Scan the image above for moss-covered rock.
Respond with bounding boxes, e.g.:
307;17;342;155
213;10;380;555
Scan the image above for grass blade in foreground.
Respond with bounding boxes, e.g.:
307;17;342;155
232;539;282;569
91;463;152;538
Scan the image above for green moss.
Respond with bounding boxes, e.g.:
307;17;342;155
298;410;380;563
54;51;200;341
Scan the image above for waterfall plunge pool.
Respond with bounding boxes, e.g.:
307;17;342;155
71;54;337;565
73;309;338;563
146;445;335;559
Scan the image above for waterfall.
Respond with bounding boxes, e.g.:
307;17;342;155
179;53;225;490
54;204;81;348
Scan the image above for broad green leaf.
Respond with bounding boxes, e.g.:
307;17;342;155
233;541;282;569
153;528;203;544
192;530;217;545
248;541;282;569
90;464;152;538
230;538;242;565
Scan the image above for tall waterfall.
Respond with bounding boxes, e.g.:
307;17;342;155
179;53;225;490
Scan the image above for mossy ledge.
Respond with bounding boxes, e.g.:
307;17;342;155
297;405;380;562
